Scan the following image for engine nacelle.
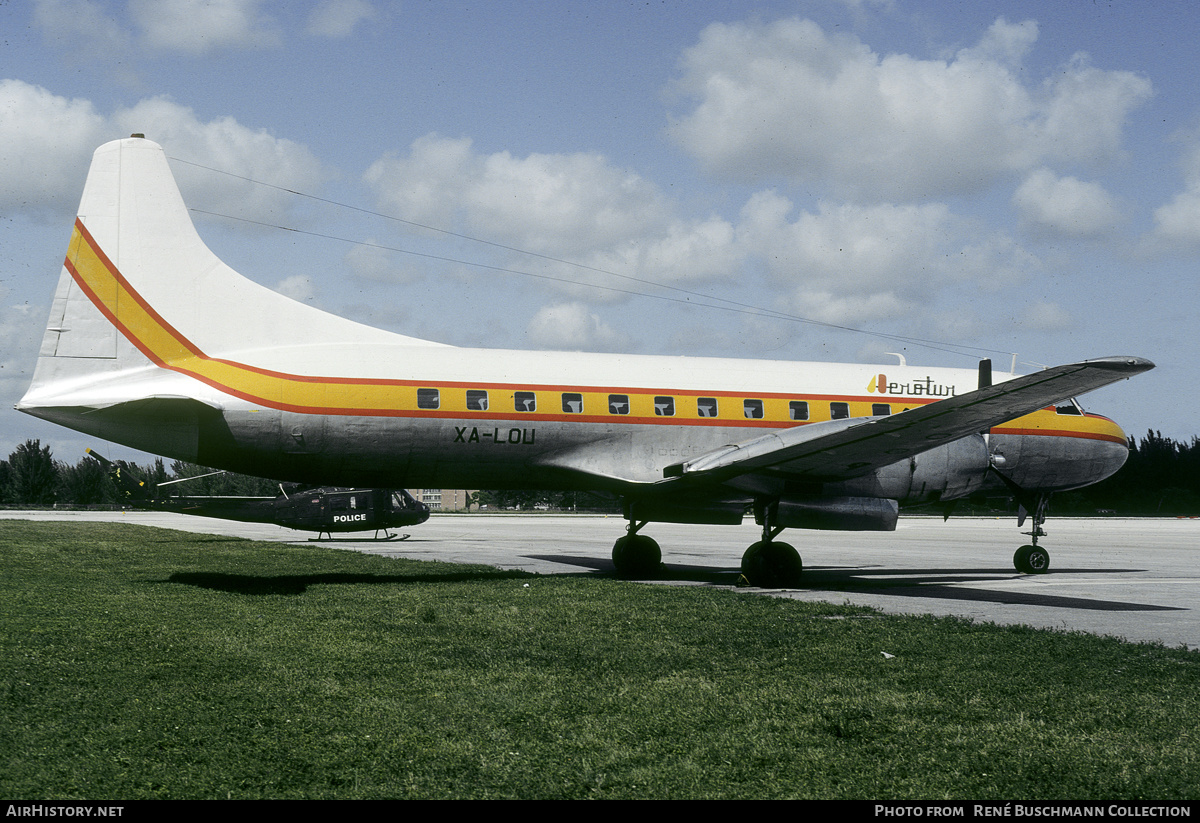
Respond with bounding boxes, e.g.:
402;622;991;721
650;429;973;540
626;495;746;525
772;496;899;531
833;432;991;504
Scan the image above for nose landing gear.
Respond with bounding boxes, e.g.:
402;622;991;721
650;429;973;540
990;467;1053;574
1012;488;1052;574
1014;543;1050;574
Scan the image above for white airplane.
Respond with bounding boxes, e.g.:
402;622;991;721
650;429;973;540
17;136;1154;585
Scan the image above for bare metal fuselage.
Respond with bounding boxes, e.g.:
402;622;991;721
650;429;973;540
17;137;1144;540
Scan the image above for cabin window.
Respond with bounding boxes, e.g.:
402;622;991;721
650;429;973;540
872;403;892;416
417;388;440;410
789;400;809;421
562;392;583;413
744;399;764;419
654;396;675;416
466;390;488;411
697;397;718;418
608;394;630;415
514;391;536;412
830;402;850;420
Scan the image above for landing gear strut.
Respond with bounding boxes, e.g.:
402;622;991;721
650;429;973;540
611;519;661;578
993;465;1053;574
1012;491;1051;574
741;501;803;587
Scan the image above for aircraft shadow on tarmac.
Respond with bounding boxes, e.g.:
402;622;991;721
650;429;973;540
529;555;1183;613
166;569;533;596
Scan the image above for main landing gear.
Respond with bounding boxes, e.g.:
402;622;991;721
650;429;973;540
611;520;662;578
610;502;806;586
740;501;803;588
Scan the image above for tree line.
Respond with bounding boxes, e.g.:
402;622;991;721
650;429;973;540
1054;430;1200;516
0;440;279;506
3;431;1199;515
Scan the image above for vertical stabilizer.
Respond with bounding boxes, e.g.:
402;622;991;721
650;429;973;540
19;135;441;415
17;135;441;459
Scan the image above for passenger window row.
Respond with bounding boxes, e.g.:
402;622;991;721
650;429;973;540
414;388;891;420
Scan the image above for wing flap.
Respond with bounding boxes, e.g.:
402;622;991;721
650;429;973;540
665;356;1153;484
78;395;223;420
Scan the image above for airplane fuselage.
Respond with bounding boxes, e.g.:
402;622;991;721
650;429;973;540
27;333;1130;505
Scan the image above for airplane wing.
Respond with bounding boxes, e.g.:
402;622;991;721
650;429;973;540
662;356;1154;485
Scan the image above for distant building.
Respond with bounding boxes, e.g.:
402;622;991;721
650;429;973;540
407;489;477;511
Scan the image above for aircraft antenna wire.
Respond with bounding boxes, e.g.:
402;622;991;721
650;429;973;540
171;156;1017;363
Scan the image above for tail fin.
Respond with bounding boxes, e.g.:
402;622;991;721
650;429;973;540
17;135;440;456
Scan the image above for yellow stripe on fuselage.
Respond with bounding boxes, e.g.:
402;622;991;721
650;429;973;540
61;218;1126;443
993;409;1128;444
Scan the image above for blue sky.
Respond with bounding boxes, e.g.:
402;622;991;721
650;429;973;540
2;0;1197;467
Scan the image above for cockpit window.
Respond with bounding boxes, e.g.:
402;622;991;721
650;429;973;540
1055;398;1084;415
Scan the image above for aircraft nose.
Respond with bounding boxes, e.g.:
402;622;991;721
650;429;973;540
1093;416;1133;483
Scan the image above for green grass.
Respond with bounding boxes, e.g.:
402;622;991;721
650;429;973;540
2;521;1197;799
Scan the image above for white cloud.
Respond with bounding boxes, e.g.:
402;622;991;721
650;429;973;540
1151;190;1200;246
1013;169;1121;238
273;275;316;302
0;80;108;217
737;191;1038;326
627;216;741;284
129;0;280;54
740;193;956;292
1150;139;1200;248
307;0;376;38
364;133;743;292
526;302;627;351
113;97;325;223
367;134;674;257
668;17;1151;201
362;132;1046;333
1021;301;1073;332
0;81;325;225
364;135;475;230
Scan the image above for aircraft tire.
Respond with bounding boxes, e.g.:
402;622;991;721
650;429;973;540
1013;544;1050;574
612;534;662;578
741;541;803;587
